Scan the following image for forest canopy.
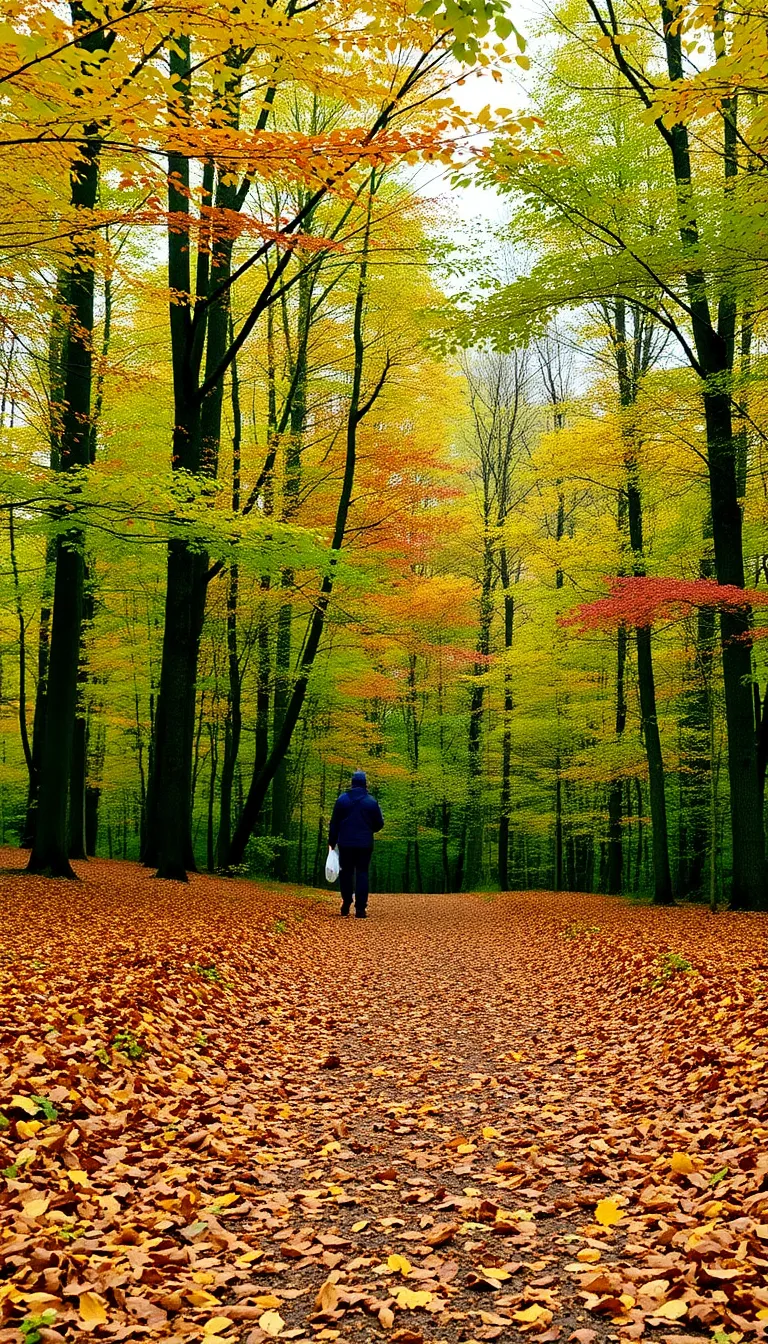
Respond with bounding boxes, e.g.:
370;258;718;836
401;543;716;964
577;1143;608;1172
2;0;768;908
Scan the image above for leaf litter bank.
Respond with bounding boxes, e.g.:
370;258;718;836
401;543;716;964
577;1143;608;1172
0;852;767;1344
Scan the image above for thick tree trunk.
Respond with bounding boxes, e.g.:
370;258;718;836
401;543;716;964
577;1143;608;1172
657;5;765;906
148;38;212;878
28;537;86;875
150;542;209;878
28;122;100;877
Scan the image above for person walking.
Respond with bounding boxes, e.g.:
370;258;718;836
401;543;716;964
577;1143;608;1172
328;771;384;918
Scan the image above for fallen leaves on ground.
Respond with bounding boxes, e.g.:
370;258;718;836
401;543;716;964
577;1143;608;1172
0;850;767;1344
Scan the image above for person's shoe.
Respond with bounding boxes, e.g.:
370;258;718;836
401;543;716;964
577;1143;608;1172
340;902;352;917
354;909;367;919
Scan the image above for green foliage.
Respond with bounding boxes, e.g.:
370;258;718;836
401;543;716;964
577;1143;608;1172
20;1311;57;1344
561;921;601;940
28;1094;57;1121
649;952;694;989
194;964;223;985
112;1029;143;1060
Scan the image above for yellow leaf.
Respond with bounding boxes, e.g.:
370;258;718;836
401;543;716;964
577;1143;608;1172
21;1196;50;1219
235;1250;262;1266
211;1192;240;1207
652;1300;688;1320
12;1096;40;1115
756;1309;768;1321
514;1305;547;1323
259;1311;285;1336
188;1290;220;1306
482;1126;501;1139
256;1296;283;1310
577;1249;601;1263
483;1268;510;1282
395;1289;433;1310
328;1185;345;1196
68;1169;90;1187
79;1291;108;1328
17;1120;43;1139
316;1280;341;1312
670;1152;695;1174
203;1319;234;1337
387;1254;411;1276
352;1220;369;1232
595;1199;624;1227
620;1295;636;1309
456;1143;476;1154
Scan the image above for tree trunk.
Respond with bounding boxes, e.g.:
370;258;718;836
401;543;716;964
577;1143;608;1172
207;724;218;872
657;4;765;906
216;342;243;869
68;712;88;860
498;570;515;890
625;460;674;904
150;543;209;878
22;541;55;846
635;625;674;903
607;624;627;893
465;536;493;887
28;120;101;877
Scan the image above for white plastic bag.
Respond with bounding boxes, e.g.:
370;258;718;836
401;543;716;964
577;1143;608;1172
325;846;340;883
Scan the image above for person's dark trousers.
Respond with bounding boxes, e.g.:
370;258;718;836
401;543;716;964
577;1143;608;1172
339;845;373;915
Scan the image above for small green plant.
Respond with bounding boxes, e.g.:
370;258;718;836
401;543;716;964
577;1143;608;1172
195;963;223;984
271;918;288;935
561;920;601;940
0;1113;9;1131
113;1029;143;1060
195;1031;208;1048
709;1165;729;1187
649;951;693;988
21;1310;57;1344
29;1094;57;1121
2;1163;18;1179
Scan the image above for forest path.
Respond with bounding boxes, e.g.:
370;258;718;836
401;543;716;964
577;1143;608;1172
0;853;767;1344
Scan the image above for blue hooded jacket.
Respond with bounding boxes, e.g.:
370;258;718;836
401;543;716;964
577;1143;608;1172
328;772;384;849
